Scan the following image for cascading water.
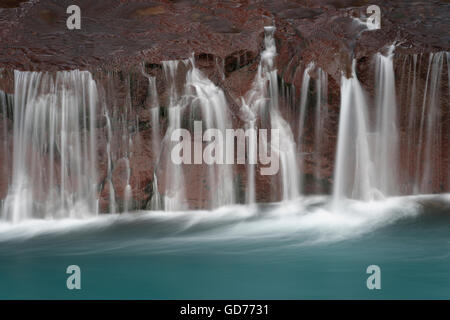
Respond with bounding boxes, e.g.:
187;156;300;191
397;51;449;194
295;63;329;194
404;53;419;193
333;60;374;205
104;108;116;214
2;70;99;222
185;57;235;208
149;78;160;156
145;74;162;211
159;57;236;209
242;26;299;202
333;48;449;203
149;173;162;210
161;60;187;211
373;45;399;196
298;62;314;153
0;34;445;218
415;52;445;194
0;91;12;214
313;68;328;193
123;157;132;213
142;65;161;157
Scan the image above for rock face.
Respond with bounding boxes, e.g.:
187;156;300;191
0;0;449;212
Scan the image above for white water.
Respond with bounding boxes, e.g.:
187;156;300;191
416;52;445;194
0;35;447;223
123;157;132;213
374;46;399;196
149;173;162;210
104;109;116;214
333;60;374;206
0;91;11;194
242;26;299;202
332;47;439;205
313;68;328;193
141;64;161;158
1;194;447;251
298;62;314;150
405;54;419;193
161;60;187;211
185;57;235;208
397;51;449;195
160;57;236;209
2;71;99;222
145;73;162;210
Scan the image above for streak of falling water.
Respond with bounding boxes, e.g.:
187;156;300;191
239;98;257;204
142;65;161;157
406;54;418;192
416;52;444;193
2;70;99;222
332;60;374;207
415;54;434;193
374;45;399;195
268;69;299;201
0;91;11;215
105;109;116;214
244;26;299;201
149;77;160;156
142;66;162;210
124;156;132;213
185;57;235;208
149;173;162;210
314;68;328;193
298;63;314;146
297;62;314;193
246;120;257;204
0;91;10;173
162;60;187;211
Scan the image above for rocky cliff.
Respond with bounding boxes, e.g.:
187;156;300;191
0;0;448;212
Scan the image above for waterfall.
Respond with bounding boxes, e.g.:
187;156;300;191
185;57;235;208
415;52;445;193
123;156;132;213
142;65;161;157
242;26;299;202
398;51;449;195
374;45;399;195
298;62;314;149
141;65;162;210
268;69;299;201
104;108;116;214
297;63;314;193
2;70;99;222
148;77;161;210
333;60;374;205
161;60;186;210
313;68;328;194
0;91;12;215
333;49;448;203
238;97;257;204
149;77;160;157
160;56;237;210
149;173;162;210
405;54;418;194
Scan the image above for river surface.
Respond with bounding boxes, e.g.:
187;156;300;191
0;194;449;299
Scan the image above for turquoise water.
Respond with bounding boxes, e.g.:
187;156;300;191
0;195;449;299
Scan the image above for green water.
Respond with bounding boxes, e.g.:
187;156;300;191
0;195;449;299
